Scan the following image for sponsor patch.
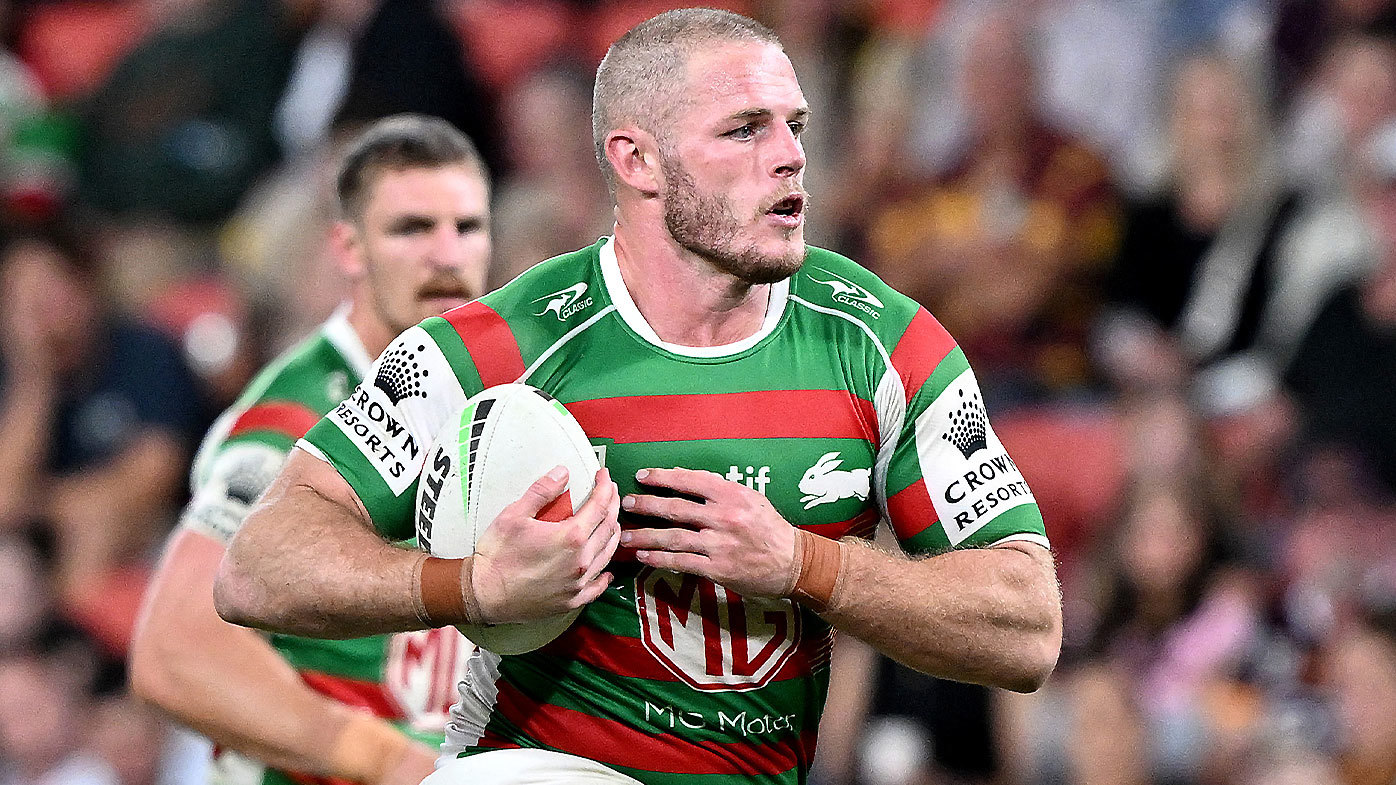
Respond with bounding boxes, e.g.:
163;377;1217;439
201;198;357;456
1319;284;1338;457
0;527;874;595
915;369;1036;545
181;442;287;543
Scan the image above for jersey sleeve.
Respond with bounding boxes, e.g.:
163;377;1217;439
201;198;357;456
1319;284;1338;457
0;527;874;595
298;324;474;541
179;401;322;544
877;308;1048;555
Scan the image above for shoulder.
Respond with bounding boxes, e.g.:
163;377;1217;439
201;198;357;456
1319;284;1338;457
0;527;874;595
215;328;355;451
791;247;949;348
423;241;605;385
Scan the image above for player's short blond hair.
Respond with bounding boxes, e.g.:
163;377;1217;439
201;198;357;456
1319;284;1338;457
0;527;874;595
591;8;781;189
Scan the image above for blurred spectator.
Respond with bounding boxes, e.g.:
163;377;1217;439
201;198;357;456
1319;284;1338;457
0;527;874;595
1098;53;1372;418
1323;606;1396;785
1285;158;1396;494
0;650;117;785
489;64;611;287
77;0;298;224
861;8;1119;403
1285;32;1396;190
0;228;205;608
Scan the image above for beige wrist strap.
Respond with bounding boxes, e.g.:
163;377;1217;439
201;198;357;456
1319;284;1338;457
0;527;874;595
786;529;844;612
412;555;486;626
328;712;409;785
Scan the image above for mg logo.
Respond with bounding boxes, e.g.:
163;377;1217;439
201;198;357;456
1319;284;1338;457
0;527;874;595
636;567;800;692
384;627;474;731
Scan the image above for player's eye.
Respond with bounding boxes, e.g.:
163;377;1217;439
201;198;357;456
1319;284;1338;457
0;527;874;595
787;120;806;137
726;124;757;140
456;218;484;235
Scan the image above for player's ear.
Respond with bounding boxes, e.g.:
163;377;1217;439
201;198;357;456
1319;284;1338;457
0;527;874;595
606;126;661;197
330;220;365;279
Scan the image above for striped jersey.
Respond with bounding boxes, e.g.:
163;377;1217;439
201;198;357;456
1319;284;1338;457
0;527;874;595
181;309;471;785
298;239;1047;785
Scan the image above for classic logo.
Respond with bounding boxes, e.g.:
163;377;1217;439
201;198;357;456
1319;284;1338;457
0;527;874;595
941;388;988;459
636;568;800;692
384;628;474;731
532;282;593;321
798;451;869;509
374;343;430;405
808;268;884;318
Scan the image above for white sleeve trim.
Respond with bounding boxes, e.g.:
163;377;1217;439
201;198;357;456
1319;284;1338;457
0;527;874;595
988;533;1051;550
295;439;329;462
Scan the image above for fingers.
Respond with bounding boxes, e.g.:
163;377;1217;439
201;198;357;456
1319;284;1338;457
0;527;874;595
507;465;570;519
634;467;728;499
634;549;711;576
572;571;614;607
620;527;705;555
621;491;712;526
580;522;621;584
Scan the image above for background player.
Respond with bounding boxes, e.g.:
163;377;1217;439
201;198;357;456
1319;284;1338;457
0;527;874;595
129;114;490;785
214;10;1062;784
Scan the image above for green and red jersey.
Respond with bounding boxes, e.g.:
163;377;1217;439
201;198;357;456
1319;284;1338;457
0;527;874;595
181;310;470;785
299;239;1047;785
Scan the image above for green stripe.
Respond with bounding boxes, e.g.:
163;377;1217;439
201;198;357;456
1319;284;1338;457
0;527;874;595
457;400;475;539
960;502;1046;547
421;315;485;396
272;633;386;679
303;420;416;540
899;523;949;554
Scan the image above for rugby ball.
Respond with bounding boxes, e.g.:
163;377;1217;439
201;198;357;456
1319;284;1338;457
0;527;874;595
414;383;600;654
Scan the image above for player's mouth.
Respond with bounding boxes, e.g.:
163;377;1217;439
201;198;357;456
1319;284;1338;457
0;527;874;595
765;193;806;230
418;279;475;312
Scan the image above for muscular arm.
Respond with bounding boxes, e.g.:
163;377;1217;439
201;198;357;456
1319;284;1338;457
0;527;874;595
215;449;622;638
621;468;1062;694
214;449;429;638
130;530;436;783
821;539;1060;693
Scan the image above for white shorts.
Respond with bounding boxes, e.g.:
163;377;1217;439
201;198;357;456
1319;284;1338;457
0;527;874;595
425;749;644;784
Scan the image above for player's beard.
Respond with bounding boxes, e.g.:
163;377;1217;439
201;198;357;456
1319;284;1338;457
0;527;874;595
660;153;806;285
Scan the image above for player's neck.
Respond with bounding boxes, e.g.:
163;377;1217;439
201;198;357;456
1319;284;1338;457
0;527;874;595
612;220;771;348
344;298;396;360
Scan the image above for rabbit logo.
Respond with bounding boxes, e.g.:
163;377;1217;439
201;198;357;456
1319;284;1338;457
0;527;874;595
799;452;870;509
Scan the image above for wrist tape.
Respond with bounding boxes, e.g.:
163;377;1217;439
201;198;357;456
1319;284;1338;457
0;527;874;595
786;529;845;612
412;555;486;626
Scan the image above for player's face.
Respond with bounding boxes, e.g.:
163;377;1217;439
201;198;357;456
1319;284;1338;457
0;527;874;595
658;41;809;284
352;164;491;333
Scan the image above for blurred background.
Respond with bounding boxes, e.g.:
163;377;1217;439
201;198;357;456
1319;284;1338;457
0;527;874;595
0;0;1395;783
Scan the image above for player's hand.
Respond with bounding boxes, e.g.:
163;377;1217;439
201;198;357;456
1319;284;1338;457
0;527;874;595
471;467;621;624
619;468;796;597
378;742;437;785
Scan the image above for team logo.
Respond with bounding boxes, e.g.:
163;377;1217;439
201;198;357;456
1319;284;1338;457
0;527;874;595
808;268;883;318
798;451;869;509
384;628;474;731
532;283;593;321
373;343;429;405
636;568;800;692
942;388;988;459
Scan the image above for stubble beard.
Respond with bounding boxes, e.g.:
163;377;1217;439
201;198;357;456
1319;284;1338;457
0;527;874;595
660;154;805;285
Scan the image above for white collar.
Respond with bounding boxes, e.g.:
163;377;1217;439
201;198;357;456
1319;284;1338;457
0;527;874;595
597;236;788;359
321;304;374;377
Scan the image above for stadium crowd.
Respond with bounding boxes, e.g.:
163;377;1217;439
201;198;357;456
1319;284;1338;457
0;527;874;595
0;0;1395;784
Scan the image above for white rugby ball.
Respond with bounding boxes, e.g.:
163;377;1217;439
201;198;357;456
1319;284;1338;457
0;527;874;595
414;383;600;654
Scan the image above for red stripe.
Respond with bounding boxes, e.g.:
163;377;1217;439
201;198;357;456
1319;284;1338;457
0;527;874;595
889;308;956;403
493;680;810;776
445;301;525;387
538;618;830;685
298;670;402;720
228;401;320;441
886;479;939;541
566;390;877;445
802;508;880;540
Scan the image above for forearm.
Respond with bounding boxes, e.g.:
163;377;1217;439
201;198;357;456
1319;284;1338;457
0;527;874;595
133;530;414;779
819;539;1062;693
215;452;431;638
